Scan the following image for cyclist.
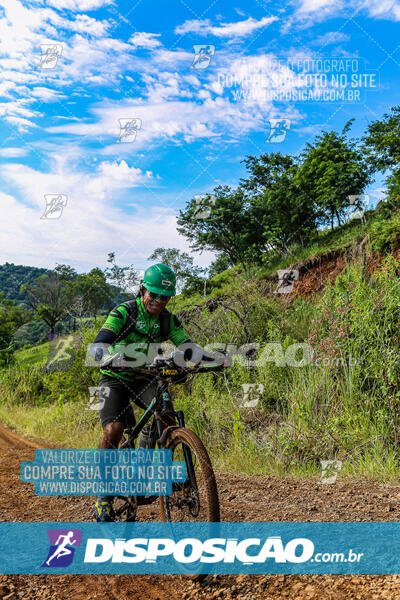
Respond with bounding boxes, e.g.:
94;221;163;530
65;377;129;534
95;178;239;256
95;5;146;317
90;263;229;522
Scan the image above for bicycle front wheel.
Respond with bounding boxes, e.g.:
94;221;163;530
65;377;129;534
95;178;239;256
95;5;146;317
159;427;220;522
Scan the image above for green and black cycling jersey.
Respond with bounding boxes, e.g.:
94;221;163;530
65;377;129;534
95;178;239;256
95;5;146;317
91;297;191;381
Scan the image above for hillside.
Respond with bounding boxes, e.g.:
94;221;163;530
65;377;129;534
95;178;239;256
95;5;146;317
1;201;399;481
0;262;50;302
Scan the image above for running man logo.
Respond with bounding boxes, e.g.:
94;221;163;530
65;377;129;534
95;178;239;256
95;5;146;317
38;43;63;69
117;118;142;143
320;460;342;484
241;383;264;408
193;194;216;219
266;119;291;143
43;333;81;373
275;269;299;294
191;45;215;70
41;194;67;219
41;529;82;568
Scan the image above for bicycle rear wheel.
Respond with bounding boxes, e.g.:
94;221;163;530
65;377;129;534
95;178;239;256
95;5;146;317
159;427;220;522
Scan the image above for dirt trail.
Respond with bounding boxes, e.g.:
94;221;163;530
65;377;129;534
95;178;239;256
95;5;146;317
1;424;400;599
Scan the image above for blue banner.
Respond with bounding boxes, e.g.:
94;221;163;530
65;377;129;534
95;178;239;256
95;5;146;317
1;522;400;574
20;449;186;496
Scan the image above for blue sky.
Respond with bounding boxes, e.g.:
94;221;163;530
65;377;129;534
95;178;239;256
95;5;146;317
0;0;398;273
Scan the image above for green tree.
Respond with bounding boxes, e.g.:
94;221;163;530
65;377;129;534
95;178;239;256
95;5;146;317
0;263;49;302
148;248;205;293
296;122;373;229
208;254;233;278
177;186;260;269
104;252;140;294
54;263;78;282
21;273;71;334
0;292;30;365
242;153;317;253
362;105;400;206
66;268;114;317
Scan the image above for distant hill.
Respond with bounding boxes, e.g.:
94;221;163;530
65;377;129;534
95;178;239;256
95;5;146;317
0;262;50;302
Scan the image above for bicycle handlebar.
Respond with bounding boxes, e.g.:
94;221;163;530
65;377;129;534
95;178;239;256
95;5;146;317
99;353;225;377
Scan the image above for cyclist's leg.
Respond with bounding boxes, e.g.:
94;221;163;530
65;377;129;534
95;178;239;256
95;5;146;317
135;378;159;449
95;375;135;515
98;374;135;448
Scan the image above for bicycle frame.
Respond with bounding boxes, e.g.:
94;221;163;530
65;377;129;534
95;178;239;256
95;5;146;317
101;359;224;517
119;377;197;493
120;379;172;447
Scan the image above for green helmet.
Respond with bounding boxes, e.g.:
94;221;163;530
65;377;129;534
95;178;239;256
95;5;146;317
142;263;176;296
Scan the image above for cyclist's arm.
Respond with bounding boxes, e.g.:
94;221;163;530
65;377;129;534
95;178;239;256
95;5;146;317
168;322;228;366
180;340;230;366
89;329;117;362
89;304;128;363
168;313;230;367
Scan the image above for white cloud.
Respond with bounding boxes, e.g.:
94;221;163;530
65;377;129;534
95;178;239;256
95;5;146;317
175;16;278;38
364;0;400;19
310;31;350;45
0;160;212;271
60;34;142;85
45;91;266;151
290;0;400;25
0;81;18;97
1;158;156;206
129;32;162;48
46;0;112;10
64;14;109;36
0;100;39;119
4;116;39;132
0;0;124;127
295;0;338;14
30;87;67;101
92;160;156;190
0;147;27;157
0;1;43;58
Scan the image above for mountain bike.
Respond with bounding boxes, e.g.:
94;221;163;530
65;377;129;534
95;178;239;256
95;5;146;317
99;354;222;525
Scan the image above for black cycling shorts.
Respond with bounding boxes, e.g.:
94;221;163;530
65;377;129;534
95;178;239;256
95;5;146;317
98;374;158;429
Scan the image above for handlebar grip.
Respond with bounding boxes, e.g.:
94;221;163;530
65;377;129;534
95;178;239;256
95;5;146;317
99;353;124;369
194;365;225;373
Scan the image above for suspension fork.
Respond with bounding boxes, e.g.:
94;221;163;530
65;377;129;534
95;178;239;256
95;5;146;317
158;384;196;486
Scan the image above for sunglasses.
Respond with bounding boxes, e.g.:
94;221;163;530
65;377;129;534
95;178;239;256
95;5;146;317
148;291;169;301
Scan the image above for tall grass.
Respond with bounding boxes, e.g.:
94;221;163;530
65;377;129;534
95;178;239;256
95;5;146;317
172;252;400;480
